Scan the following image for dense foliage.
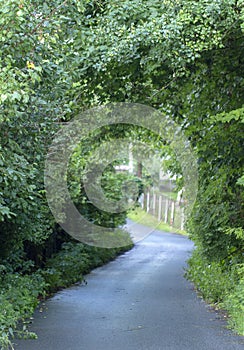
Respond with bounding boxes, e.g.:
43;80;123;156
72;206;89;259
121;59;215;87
0;241;133;349
0;0;243;347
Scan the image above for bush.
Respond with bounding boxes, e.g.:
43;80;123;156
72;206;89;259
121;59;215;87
41;242;91;292
41;241;133;293
186;247;244;335
222;267;244;335
0;273;47;349
0;237;133;349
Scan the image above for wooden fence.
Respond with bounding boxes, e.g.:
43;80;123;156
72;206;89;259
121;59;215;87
138;190;185;231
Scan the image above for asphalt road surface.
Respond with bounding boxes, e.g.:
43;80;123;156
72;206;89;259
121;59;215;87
15;221;244;350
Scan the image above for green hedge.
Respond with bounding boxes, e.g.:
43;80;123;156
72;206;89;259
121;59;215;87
186;247;244;335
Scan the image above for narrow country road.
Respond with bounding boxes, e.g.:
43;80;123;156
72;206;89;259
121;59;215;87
15;221;244;350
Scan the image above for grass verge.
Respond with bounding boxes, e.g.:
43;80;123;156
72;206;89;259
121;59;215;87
127;207;187;236
186;247;244;336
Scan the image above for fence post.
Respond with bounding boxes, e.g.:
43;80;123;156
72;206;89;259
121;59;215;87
153;193;156;215
170;201;175;226
164;199;169;223
146;191;150;213
138;193;144;209
158;195;162;221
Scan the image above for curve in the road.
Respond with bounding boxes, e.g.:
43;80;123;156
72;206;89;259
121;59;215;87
15;222;244;350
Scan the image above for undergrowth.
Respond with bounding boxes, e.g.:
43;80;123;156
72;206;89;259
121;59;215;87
0;239;133;349
186;247;244;336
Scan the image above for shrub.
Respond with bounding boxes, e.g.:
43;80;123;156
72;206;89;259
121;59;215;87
186;247;244;335
0;273;47;349
221;266;244;335
42;241;133;293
